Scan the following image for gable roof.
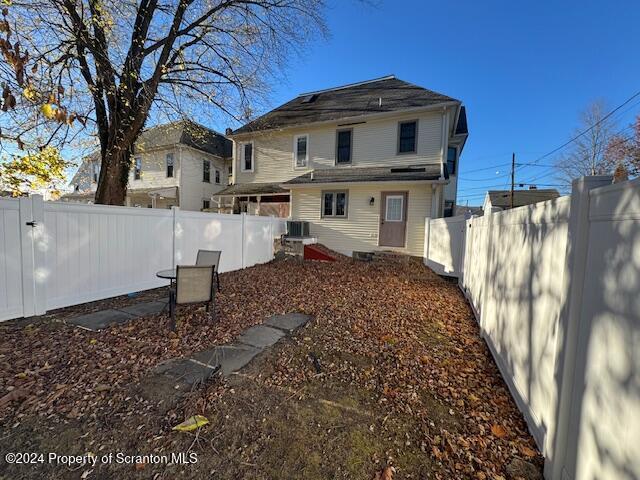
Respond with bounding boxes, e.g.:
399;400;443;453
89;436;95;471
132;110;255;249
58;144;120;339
487;189;561;209
135;120;232;157
232;76;460;135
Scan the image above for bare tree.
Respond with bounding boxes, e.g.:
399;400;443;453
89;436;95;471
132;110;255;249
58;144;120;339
0;0;326;204
555;100;617;184
605;114;640;178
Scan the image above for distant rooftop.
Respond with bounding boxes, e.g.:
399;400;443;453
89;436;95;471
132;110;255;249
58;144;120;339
487;189;561;209
232;76;461;135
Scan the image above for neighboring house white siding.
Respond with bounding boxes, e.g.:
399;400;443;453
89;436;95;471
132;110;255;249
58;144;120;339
178;146;228;211
234;110;446;185
128;147;180;189
290;182;433;257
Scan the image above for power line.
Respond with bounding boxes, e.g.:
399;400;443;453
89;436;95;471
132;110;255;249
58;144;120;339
525;88;640;167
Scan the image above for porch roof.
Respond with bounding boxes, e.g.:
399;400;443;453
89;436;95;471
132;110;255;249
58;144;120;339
214;183;289;197
283;164;444;186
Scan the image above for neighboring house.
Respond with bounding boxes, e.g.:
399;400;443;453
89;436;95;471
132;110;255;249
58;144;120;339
63;121;232;211
483;188;560;211
217;75;468;257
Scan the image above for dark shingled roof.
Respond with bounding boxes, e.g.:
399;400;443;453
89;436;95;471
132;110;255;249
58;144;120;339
283;165;444;186
135;120;232;157
233;76;459;135
214;183;289;196
487;189;561;209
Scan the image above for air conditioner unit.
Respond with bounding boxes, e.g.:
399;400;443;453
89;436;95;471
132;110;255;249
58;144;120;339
287;220;309;238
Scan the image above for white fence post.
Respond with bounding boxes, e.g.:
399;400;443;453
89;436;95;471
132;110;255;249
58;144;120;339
548;175;612;480
30;195;46;315
241;212;247;269
171;206;179;268
18;196;36;317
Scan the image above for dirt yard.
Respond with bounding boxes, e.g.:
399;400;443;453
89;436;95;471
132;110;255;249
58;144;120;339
0;253;542;479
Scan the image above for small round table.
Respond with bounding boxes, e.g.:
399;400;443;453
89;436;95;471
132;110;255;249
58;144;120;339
156;268;176;281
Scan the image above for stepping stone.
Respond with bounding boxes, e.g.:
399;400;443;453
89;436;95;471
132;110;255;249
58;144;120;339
236;324;286;349
191;344;262;377
265;313;312;333
118;301;167;317
152;358;220;390
67;309;136;331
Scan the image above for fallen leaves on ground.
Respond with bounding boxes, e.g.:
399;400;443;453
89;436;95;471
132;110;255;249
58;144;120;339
0;250;542;479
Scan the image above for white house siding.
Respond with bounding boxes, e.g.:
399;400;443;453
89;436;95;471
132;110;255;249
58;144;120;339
234;110;445;185
128;146;180;189
290;182;433;257
178;146;228;211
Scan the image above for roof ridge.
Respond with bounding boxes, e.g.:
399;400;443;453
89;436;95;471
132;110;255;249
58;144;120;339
298;75;396;97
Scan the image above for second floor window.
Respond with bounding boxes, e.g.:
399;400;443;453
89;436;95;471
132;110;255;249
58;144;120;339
294;134;308;168
447;146;457;175
92;163;100;182
166;153;174;178
398;120;417;154
241;142;253;172
215;169;220;184
336;129;352;164
203;160;211;183
134;157;142;180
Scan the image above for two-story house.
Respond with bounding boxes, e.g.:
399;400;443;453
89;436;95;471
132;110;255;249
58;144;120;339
215;76;468;257
64;121;232;211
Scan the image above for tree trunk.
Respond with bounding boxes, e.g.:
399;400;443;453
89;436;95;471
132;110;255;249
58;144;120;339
94;144;133;205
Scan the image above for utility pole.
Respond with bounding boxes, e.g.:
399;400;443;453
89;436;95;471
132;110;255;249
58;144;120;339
510;152;515;209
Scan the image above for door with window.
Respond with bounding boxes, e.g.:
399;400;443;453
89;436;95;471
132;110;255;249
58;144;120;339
379;192;408;247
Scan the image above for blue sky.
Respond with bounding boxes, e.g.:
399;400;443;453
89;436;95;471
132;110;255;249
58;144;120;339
224;0;640;205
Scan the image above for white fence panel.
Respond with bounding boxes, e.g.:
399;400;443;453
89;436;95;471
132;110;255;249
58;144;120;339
40;202;173;310
467;197;571;459
0;198;24;321
174;210;244;272
244;215;278;267
424;215;467;277
0;198;286;321
558;179;640;480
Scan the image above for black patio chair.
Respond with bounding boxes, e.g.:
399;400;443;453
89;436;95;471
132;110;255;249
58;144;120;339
168;265;215;330
196;249;222;292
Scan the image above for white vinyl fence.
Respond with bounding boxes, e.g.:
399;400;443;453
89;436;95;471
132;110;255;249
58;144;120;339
423;215;467;277
0;196;286;321
424;176;640;480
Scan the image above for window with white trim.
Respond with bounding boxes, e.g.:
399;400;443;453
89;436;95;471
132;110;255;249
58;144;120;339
398;120;417;154
385;195;404;222
134;157;142;180
321;190;348;218
241;142;254;172
166;153;174;178
203;159;211;183
294;134;308;168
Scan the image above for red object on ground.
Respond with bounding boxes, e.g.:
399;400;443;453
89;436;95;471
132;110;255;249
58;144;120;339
304;244;336;262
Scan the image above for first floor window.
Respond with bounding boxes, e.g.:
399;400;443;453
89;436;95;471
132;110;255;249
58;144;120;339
166;153;174;178
294;134;308;167
398;120;417;154
202;199;210;210
203;160;211;183
322;191;348;217
134;157;142;180
447;146;457;175
242;142;253;171
336;129;352;164
215;169;220;184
